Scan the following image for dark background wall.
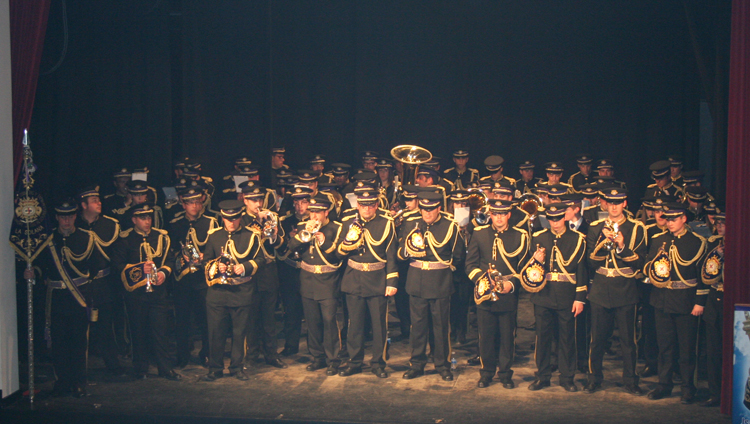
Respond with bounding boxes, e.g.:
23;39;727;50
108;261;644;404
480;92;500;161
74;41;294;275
30;0;724;206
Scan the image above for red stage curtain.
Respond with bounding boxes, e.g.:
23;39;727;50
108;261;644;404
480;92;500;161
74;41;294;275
723;0;750;415
9;0;51;186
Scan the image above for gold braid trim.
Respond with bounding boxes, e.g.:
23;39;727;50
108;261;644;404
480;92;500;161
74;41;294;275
48;245;87;307
491;230;528;278
324;222;343;254
667;237;706;288
424;222;459;269
90;217;120;247
363;220;393;263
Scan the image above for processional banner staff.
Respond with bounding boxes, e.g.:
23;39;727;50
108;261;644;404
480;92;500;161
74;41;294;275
9;129;52;404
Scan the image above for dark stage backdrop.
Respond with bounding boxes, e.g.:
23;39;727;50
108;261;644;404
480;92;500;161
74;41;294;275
31;0;706;205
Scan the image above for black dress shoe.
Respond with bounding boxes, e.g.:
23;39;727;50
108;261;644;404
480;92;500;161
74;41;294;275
371;367;389;378
560;381;578;392
647;386;672;400
700;396;721;407
280;347;299;357
680;388;696;405
528;379;550;391
639;366;658;378
338;366;361;377
72;386;88;398
201;371;223;382
266;358;288;369
160;370;183;381
623;384;644;396
402;369;424;380
500;379;515;389
231;370;250;381
583;381;601;394
326;363;339;376
439;369;454;381
477;375;492;388
467;356;481;366
306;360;327;372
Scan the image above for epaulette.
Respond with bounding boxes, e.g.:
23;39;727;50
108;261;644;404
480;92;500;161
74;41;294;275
207;226;223;235
103;193;115;199
278;211;294;222
583;204;598;211
341;214;356;222
119;228;134;237
201;176;213;183
100;214;119;224
533;229;548;237
469;168;479;174
112;206;130;215
152;228;168;236
378;213;394;221
707;234;723;243
647;183;657;188
406;215;422;222
443;167;455;174
651;230;668;239
590;218;607;226
511;226;529;236
473;224;490;231
169;215;184;224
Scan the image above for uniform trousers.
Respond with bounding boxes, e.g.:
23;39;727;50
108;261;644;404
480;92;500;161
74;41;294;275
477;307;516;381
206;303;251;374
575;303;590;371
247;289;279;361
588;302;638;385
534;304;575;383
174;287;208;364
50;307;90;390
654;308;698;390
450;273;471;343
88;300;121;372
277;264;303;350
639;284;659;370
409;295;450;371
125;296;176;375
395;262;411;336
302;296;340;364
704;297;723;397
345;294;388;368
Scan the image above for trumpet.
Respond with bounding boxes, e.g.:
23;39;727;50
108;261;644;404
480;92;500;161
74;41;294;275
488;267;505;301
181;239;202;273
262;211;278;239
299;220;322;244
145;247;157;293
217;247;238;284
603;219;620;252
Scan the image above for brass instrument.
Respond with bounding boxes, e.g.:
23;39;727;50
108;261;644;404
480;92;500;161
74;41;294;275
217;246;238;285
299;220;322;245
262;211;278;239
145;246;157;293
468;188;489;225
488;267;505;301
181;238;202;273
518;193;543;220
390;145;432;204
603;219;620;252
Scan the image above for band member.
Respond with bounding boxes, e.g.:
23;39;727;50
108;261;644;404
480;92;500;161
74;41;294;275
466;199;529;388
75;186;124;376
491;182;530;231
449;190;473;346
416;167;449;210
643;203;707;404
443;149;479;190
399;191;465;381
111;203;181;381
331;163;352;190
241;183;287;369
700;212;725;407
113;180;164;230
298;169;339;221
479;155;516;187
520;203;587;392
580;184;601;224
336;189;398;378
516;161;541;195
287;195;344;375
542;162;571;191
270;147;289;189
26;199;99;397
202;200;264;381
568;154;595;192
310;154;335;183
362;151;379;171
375;159;398;208
394;184;423;339
668;156;685;187
644;160;684;199
585;187;646;395
103;168;131;214
168;185;219;368
275;187;314;356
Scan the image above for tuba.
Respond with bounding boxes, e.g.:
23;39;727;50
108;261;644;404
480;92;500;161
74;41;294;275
390;145;433;204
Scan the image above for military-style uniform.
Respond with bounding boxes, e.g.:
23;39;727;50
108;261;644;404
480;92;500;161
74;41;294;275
202;211;264;376
398;199;465;375
111;219;177;377
586;213;647;388
167;208;218;366
444;167;479;191
34;223;98;395
521;225;587;386
275;209;307;353
640;220;668;374
644;218;707;398
466;217;529;383
568;172;594;192
337;206;398;371
287;218;343;366
701;231;724;402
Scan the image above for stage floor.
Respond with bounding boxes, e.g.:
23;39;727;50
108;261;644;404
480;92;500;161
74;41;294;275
1;292;730;424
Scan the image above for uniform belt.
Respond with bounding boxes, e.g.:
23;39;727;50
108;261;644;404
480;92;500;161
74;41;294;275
546;272;575;283
596;267;634;277
670;279;698;289
283;258;300;269
47;276;90;290
347;259;386;272
300;261;339;274
94;267;111;279
409;260;450;270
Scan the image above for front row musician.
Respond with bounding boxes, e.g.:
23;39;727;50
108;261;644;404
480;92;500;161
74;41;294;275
399;191;465;381
585;187;647;395
286;194;343;376
700;212;725;408
201;200;264;381
466;199;529;389
111;203;181;381
520;203;587;392
643;202;707;404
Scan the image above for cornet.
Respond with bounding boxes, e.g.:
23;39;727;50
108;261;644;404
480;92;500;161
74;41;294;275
488;267;504;301
299;220;322;245
262;211;278;239
603;219;620;252
145;249;157;293
181;239;202;273
217;247;238;284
